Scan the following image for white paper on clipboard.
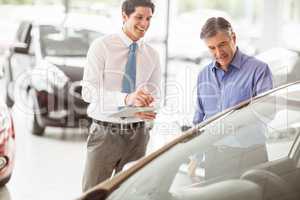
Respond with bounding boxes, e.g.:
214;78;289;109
108;106;158;118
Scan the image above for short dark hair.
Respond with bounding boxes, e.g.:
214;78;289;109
200;17;233;39
122;0;155;16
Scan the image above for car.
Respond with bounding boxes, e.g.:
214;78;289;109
256;47;300;88
78;81;300;200
0;99;15;187
1;20;104;136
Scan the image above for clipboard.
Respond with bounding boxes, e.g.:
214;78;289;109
108;106;158;118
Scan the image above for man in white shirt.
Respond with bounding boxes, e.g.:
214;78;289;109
81;0;161;192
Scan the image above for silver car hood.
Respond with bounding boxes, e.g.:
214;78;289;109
44;56;85;82
45;56;86;68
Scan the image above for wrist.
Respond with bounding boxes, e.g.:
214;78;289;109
124;94;129;105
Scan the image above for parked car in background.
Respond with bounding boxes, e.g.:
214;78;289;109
1;20;104;136
0;99;15;186
256;47;300;87
78;81;300;200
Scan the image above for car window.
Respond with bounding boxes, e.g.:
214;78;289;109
106;83;300;200
28;34;35;56
39;25;103;57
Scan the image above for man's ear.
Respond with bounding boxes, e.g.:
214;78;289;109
232;32;236;43
122;12;128;23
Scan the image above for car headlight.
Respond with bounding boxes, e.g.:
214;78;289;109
30;60;69;93
0;156;7;170
45;61;69;89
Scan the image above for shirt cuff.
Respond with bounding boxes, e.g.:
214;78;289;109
117;92;128;106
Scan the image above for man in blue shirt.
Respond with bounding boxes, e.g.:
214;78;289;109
193;17;273;124
188;17;273;179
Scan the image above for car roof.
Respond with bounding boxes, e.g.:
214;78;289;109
79;80;300;200
23;13;110;33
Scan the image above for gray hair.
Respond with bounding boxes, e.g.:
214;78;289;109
200;17;234;39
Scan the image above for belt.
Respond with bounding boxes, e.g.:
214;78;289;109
93;119;145;130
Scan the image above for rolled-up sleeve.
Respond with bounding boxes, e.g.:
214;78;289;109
254;64;273;95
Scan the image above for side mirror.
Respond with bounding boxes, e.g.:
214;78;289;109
181;125;192;132
11;42;29;54
12;21;33;54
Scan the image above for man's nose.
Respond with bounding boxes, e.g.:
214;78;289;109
140;19;149;28
215;47;222;57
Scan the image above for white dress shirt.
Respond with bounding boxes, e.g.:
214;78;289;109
81;30;161;123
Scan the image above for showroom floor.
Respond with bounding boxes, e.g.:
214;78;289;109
1;98;184;200
3;105;88;200
0;60;198;200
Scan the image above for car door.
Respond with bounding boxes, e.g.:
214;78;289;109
7;21;35;102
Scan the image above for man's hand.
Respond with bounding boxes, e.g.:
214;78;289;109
125;88;154;107
125;88;157;120
187;159;198;177
134;111;156;120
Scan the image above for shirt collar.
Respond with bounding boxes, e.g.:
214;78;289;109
119;29;143;49
211;47;242;72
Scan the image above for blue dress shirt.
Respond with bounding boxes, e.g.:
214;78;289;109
193;48;273;124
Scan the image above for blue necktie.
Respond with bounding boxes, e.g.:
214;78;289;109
122;42;137;93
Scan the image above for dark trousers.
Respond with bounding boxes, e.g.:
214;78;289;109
82;122;149;192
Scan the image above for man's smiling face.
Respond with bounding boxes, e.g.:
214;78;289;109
122;6;153;41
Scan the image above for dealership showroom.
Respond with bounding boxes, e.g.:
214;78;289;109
1;0;300;200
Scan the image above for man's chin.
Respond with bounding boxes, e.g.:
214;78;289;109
137;32;145;38
218;59;229;67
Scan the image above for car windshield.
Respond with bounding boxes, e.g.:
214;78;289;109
39;25;102;57
106;82;300;200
